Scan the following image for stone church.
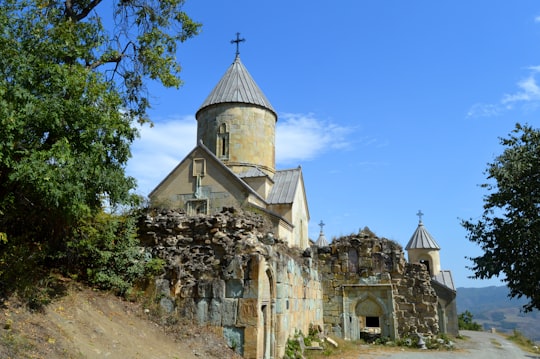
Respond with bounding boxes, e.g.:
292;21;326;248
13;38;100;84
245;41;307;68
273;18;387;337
144;46;458;359
149;51;309;249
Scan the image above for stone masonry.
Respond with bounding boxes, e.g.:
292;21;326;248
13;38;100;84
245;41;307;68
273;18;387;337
139;209;441;358
139;207;322;359
316;228;439;340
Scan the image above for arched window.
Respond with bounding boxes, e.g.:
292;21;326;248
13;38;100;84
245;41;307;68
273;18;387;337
217;123;229;159
419;259;431;274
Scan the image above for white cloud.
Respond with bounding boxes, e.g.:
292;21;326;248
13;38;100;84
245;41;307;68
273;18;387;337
466;103;503;118
276;113;352;165
127;116;196;195
535;15;540;23
127;112;353;195
501;75;540;105
468;66;540;118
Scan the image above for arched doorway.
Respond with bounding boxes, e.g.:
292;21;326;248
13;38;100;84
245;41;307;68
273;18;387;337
258;268;275;359
355;296;384;341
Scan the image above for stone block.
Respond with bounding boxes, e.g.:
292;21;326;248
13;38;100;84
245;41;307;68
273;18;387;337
197;280;212;298
223;326;244;356
196;298;208;324
225;279;244;298
222;299;238;326
237;298;258;327
209;298;222;326
275;313;289;340
212;279;226;298
159;296;175;313
276;283;290;299
155;278;170;295
243;326;258;358
242;280;258;299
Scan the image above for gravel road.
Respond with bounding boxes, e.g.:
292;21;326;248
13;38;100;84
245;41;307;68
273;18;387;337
370;330;540;359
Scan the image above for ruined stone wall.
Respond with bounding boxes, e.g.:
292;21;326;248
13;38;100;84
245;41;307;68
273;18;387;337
139;211;441;357
391;262;439;335
316;228;439;339
272;253;322;356
139;208;322;359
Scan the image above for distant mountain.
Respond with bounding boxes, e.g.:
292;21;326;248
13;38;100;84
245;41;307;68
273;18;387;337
457;286;539;343
456;286;530;313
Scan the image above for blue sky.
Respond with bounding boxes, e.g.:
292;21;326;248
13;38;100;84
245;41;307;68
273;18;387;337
126;1;540;288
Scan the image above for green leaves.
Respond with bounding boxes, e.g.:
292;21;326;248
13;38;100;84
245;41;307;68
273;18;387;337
0;0;200;297
462;123;540;312
68;212;146;295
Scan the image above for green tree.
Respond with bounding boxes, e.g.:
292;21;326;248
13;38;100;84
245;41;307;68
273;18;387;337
462;123;540;312
0;0;200;294
458;311;483;331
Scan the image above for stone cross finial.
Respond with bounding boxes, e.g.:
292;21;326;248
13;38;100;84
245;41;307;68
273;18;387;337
319;220;325;233
416;210;424;223
231;32;245;57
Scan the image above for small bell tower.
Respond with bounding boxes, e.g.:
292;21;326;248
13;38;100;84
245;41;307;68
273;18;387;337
405;211;441;277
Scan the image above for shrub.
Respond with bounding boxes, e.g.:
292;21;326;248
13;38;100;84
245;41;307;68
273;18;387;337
458;310;483;331
65;211;146;295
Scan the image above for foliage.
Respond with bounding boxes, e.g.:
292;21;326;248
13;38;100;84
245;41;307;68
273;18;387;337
0;0;199;297
458;310;483;331
507;329;536;352
66;211;147;295
462;123;540;312
284;331;303;359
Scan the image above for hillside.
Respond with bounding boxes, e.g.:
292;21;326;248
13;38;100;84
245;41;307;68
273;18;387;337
457;286;540;342
1;286;242;359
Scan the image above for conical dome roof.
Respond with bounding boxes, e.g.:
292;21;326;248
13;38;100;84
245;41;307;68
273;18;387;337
196;56;276;117
315;231;329;247
405;221;440;250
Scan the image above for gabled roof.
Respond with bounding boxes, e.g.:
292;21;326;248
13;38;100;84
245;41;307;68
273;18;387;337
405;221;441;250
267;167;302;204
149;141;265;204
196;55;276;117
433;270;456;292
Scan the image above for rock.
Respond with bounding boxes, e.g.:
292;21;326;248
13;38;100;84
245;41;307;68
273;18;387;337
325;337;338;348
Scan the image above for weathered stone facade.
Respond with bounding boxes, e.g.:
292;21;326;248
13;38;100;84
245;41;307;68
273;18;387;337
140;208;322;359
316;228;439;341
196;103;277;176
140;209;444;359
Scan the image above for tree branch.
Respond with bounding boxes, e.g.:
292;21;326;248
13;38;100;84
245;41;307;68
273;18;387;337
86;41;136;71
65;0;103;22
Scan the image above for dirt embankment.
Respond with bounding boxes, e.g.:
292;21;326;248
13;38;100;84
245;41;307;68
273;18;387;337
1;287;241;359
2;287;538;359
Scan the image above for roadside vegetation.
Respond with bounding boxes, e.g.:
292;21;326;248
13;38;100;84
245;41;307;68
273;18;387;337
506;330;539;354
458;310;483;331
283;326;459;359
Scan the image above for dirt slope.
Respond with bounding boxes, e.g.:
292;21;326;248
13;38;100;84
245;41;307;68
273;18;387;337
1;287;241;359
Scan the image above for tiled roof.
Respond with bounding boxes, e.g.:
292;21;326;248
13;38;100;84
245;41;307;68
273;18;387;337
405;222;441;250
197;56;276;117
267;168;301;204
433;270;456;291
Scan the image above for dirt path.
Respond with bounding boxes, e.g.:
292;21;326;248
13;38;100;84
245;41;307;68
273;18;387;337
367;330;539;359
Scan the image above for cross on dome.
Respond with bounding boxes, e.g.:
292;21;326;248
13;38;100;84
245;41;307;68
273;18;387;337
231;32;245;57
416;210;424;223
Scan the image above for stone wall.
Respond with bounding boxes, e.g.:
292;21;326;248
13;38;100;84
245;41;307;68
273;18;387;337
316;227;439;339
139;211;442;358
139;208;322;359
